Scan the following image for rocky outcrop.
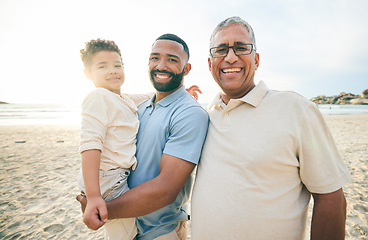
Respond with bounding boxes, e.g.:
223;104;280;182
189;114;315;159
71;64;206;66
362;89;368;99
0;101;9;104
311;89;368;105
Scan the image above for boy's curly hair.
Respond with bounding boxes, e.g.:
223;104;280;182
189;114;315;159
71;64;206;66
80;38;122;69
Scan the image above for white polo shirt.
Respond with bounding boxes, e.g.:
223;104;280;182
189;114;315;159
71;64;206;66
191;81;351;240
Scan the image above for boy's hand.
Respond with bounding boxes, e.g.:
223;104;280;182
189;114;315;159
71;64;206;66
82;196;108;230
76;194;87;213
186;85;202;100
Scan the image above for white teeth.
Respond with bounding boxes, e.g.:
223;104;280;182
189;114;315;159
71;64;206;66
156;74;170;79
222;68;241;73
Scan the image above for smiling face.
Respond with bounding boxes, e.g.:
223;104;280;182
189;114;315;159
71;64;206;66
84;50;124;95
208;24;260;104
148;39;191;96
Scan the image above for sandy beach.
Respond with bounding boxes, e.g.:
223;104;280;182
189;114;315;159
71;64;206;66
0;114;367;239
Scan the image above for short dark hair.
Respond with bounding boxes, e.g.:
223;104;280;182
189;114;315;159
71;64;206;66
155;33;190;60
80;38;122;69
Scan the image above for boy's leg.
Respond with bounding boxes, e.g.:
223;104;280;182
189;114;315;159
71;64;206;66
104;218;137;240
153;221;187;240
101;169;137;240
100;169;130;201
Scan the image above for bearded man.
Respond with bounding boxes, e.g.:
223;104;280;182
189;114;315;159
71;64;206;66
77;34;209;240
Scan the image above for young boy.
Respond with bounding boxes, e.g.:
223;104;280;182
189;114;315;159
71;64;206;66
77;39;149;240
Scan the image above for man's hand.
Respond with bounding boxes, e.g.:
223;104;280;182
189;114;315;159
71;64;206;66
76;194;107;231
186;85;202;100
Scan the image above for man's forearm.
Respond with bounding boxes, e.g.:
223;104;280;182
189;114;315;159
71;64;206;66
106;176;178;219
311;189;347;240
106;155;196;219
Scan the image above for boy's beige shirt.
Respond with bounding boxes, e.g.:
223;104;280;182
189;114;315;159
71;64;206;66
79;88;151;171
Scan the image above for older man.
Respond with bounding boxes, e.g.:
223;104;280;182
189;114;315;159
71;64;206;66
191;16;350;240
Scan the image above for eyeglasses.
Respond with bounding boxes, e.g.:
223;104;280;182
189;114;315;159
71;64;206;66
209;44;255;58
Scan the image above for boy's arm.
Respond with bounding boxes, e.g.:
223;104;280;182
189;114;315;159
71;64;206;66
81;150;101;198
186;85;202;100
125;93;154;107
81;150;108;229
126;85;202;106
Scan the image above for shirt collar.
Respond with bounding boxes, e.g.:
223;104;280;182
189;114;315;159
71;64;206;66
239;81;269;107
208;81;269;110
147;85;187;108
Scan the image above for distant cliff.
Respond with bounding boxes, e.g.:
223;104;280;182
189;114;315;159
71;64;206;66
311;89;368;105
0;101;9;104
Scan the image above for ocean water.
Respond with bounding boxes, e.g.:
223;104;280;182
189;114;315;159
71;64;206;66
0;103;368;125
316;104;368;115
0;103;81;125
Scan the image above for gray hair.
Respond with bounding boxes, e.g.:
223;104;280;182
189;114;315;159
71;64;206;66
210;16;257;51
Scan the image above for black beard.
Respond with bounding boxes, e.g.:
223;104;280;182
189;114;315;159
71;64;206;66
149;69;185;92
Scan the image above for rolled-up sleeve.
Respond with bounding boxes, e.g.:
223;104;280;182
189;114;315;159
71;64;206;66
79;92;108;153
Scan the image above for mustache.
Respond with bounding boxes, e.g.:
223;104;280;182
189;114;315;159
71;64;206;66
151;69;175;77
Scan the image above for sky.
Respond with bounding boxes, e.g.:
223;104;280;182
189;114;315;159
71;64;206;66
0;0;367;105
